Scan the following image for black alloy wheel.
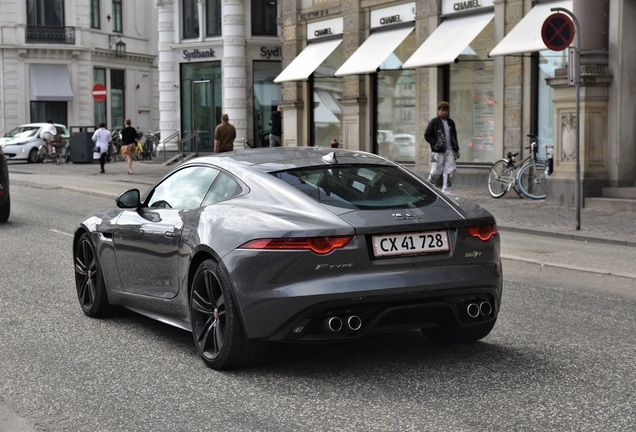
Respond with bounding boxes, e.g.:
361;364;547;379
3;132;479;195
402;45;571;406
74;233;111;317
190;259;261;370
28;148;39;163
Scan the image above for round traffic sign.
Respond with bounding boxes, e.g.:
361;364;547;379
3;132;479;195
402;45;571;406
92;83;107;102
541;13;575;51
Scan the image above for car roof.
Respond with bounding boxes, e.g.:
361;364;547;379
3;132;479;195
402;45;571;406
19;123;67;128
186;147;395;173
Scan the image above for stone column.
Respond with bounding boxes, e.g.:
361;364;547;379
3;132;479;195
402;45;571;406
156;0;179;149
339;0;366;151
222;0;247;146
546;0;612;206
279;0;303;147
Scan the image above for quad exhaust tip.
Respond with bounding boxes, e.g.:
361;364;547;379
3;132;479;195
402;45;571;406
466;301;492;318
346;315;362;331
322;316;343;332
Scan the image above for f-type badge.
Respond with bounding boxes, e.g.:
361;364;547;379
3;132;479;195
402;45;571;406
392;213;421;221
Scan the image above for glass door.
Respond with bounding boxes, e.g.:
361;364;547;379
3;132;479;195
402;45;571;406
192;80;213;152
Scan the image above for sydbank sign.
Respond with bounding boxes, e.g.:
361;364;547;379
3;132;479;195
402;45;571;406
307;17;343;41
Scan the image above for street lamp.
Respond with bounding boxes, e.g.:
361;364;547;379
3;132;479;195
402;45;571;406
109;35;126;58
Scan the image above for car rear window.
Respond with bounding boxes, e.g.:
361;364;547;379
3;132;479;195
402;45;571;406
272;165;437;210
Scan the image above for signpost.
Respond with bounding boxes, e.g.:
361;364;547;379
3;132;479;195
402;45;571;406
542;10;581;231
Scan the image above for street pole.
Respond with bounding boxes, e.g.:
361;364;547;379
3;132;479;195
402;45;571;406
552;7;581;230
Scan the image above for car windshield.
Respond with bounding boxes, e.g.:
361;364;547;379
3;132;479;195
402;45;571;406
272;165;437;210
5;126;39;139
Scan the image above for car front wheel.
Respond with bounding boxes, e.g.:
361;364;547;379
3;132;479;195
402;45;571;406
74;233;111;317
28;148;40;163
190;259;261;370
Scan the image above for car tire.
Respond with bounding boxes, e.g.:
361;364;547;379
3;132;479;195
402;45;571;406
421;319;496;344
74;233;111;317
0;195;9;223
190;259;262;370
28;148;39;163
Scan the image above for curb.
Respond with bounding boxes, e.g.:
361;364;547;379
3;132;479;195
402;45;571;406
501;254;636;280
497;225;636;248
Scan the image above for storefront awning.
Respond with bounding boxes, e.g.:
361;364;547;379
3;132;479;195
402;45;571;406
334;26;414;76
29;64;74;101
274;39;343;83
402;12;494;68
489;0;573;57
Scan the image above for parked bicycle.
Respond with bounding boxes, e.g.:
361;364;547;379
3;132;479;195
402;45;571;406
143;130;160;160
487;134;550;200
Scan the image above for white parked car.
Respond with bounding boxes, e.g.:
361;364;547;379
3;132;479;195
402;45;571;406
394;133;416;160
0;123;69;163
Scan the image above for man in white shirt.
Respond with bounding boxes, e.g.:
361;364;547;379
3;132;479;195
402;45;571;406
39;119;57;159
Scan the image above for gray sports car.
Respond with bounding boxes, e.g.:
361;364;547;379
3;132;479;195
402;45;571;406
73;148;502;370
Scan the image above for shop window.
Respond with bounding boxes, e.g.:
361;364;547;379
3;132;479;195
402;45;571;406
183;0;199;39
206;0;221;36
311;45;343;148
449;21;495;164
253;61;282;148
375;31;416;163
536;50;567;159
251;0;277;36
90;0;100;29
110;69;125;130
27;0;64;26
112;0;122;33
30;102;67;126
94;68;106;127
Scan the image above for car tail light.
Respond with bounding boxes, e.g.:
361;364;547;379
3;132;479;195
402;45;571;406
239;236;354;255
466;224;498;241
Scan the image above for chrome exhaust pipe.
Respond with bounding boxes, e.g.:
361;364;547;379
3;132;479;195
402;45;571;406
466;303;480;318
479;302;493;316
345;315;362;331
322;316;343;332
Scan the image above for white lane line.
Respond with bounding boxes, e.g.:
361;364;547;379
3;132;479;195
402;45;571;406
50;229;73;237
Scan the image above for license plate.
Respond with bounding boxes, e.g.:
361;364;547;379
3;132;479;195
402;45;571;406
372;230;449;257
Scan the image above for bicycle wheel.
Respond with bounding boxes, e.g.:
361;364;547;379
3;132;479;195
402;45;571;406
517;162;547;200
487;160;513;198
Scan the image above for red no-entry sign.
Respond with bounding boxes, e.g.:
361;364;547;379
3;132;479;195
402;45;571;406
92;83;107;102
542;13;575;51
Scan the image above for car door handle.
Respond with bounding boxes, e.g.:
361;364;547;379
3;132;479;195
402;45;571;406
164;232;175;238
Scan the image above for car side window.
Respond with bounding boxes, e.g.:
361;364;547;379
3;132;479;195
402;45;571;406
201;172;242;206
147;166;220;210
55;127;64;135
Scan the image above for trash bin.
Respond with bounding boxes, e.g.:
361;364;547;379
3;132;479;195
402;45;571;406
70;126;96;163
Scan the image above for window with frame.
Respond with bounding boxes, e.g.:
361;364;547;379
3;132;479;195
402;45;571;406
94;68;106;127
251;0;277;36
27;0;64;26
183;0;200;39
112;0;122;33
90;0;100;29
110;69;125;130
206;0;221;36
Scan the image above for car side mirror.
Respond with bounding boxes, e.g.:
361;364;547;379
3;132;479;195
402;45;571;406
116;189;140;208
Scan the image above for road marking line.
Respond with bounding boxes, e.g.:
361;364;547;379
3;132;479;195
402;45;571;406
50;229;73;237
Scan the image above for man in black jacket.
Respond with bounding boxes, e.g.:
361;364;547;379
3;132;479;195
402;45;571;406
424;101;460;194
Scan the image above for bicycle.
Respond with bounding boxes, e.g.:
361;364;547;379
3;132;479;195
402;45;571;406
487;134;549;200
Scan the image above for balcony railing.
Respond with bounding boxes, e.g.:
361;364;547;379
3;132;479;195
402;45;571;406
26;25;75;44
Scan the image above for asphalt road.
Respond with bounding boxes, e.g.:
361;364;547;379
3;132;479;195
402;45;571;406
1;184;635;431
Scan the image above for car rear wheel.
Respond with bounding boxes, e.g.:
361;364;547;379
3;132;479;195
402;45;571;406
190;259;261;370
0;195;9;222
74;233;111;317
421;319;496;344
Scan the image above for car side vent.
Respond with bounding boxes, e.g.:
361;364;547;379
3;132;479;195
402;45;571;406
322;152;338;164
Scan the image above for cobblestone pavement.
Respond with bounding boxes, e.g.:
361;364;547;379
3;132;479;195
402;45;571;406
7;159;636;247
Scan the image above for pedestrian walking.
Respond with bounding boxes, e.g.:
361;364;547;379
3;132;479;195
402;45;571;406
92;122;112;174
269;105;282;147
424;101;460;194
120;118;137;175
214;113;236;153
39;118;57;159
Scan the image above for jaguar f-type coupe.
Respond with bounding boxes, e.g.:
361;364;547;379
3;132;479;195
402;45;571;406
73;147;502;370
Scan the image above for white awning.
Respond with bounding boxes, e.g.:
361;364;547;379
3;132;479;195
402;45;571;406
335;26;414;76
29;64;74;101
402;12;494;68
274;39;343;83
489;0;573;57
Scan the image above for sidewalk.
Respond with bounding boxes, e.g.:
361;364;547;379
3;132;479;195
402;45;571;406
7;159;636;248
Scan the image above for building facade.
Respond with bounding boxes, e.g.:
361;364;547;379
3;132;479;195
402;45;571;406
0;0;159;137
276;0;636;206
155;0;282;152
